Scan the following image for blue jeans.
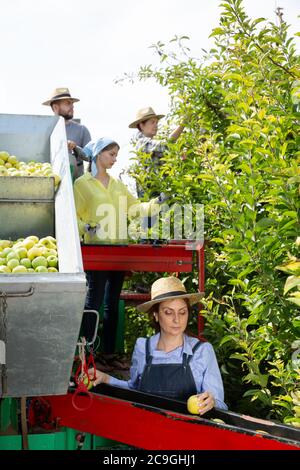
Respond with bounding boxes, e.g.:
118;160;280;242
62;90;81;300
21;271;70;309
84;270;125;354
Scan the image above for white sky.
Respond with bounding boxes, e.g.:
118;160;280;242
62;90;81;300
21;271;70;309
0;0;299;181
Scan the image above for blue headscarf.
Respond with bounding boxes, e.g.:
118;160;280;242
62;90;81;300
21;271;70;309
83;137;118;177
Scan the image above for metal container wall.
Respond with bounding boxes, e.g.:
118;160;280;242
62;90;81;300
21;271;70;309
0;113;86;397
0;176;55;240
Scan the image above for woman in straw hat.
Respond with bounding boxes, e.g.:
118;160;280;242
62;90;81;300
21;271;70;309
88;276;227;414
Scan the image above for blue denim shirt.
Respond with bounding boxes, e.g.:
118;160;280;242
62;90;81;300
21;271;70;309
109;333;227;410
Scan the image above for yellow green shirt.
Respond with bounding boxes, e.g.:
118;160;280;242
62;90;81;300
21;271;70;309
73;172;157;244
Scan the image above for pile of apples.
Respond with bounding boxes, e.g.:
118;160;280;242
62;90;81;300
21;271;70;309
0;236;59;274
0;151;60;189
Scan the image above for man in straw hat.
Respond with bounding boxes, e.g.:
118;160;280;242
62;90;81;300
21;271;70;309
129;107;185;198
87;276;227;414
42;87;91;180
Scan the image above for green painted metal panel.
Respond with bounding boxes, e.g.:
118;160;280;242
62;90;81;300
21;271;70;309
0;434;22;450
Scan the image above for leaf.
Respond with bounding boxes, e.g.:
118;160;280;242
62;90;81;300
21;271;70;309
284;276;300;295
251;17;266;27
230;353;247;361
287;297;300;307
255;218;275;230
219;335;235;346
209;28;225;37
277;262;300;276
197;174;215;181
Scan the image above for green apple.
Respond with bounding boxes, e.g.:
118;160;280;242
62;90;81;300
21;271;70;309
20;258;32;268
12;265;27;273
32;256;48;269
8;155;18;166
47;267;58;272
27;268;35;273
35;266;48;273
15;247;27;259
0;257;7;266
6;251;20;262
2;247;13;257
46;249;57;257
0;151;9;162
7;259;19;270
47;255;58;268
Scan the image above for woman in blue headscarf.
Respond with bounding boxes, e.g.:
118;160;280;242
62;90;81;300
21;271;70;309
73;137;160;367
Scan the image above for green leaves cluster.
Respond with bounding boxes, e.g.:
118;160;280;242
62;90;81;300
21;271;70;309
129;0;300;422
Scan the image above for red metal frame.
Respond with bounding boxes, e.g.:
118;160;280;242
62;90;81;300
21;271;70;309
81;243;198;273
81;242;205;335
45;392;299;450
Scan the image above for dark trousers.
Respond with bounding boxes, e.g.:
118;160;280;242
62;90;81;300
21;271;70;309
83;270;125;354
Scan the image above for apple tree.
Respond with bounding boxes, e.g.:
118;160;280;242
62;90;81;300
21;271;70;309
127;0;300;423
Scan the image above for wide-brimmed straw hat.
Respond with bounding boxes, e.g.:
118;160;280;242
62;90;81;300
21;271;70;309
42;87;80;106
137;276;204;313
129;107;165;129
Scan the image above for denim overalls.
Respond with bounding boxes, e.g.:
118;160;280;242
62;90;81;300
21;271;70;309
138;337;201;400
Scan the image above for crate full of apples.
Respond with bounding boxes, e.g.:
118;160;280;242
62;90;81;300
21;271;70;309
0;236;59;274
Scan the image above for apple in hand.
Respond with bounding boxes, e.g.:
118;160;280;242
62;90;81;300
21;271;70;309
187;395;199;415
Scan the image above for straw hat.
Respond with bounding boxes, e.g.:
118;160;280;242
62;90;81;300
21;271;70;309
137;276;204;313
42;87;80;106
129;107;165;129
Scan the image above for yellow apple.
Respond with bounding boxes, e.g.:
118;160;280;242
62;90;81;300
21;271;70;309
22;238;35;250
0;240;12;249
27;235;39;243
187;395;199;415
12;265;27;273
27;247;43;260
0;265;11;273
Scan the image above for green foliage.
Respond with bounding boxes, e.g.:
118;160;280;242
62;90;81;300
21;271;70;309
126;0;300;423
